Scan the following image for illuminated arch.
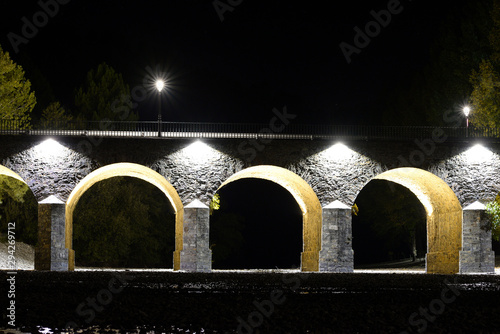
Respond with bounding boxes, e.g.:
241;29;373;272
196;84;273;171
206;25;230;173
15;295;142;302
0;165;35;208
363;167;462;274
0;165;38;268
0;164;27;184
218;165;322;271
0;164;36;204
66;163;184;270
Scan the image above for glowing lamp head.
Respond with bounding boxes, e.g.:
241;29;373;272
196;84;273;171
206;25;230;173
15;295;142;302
463;106;470;117
155;80;165;92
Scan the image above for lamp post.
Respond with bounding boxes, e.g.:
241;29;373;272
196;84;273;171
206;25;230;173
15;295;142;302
463;106;470;137
156;80;165;137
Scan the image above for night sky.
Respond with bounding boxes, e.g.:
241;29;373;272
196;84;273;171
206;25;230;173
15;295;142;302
0;0;463;124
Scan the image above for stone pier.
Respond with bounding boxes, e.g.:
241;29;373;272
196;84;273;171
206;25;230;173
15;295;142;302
459;201;495;274
319;200;354;272
35;195;71;271
179;199;212;272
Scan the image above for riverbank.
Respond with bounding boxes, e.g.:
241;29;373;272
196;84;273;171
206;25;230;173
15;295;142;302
2;270;500;333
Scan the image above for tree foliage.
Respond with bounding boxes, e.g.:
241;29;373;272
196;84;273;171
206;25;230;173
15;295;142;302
209;193;221;215
353;180;427;263
485;194;500;241
0;44;36;128
73;176;175;268
40;102;73;129
0;175;37;245
470;0;500;127
470;60;500;127
382;0;491;126
75;62;138;122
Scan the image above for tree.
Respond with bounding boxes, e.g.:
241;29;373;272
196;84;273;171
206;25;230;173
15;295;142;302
470;60;500;127
16;53;57;121
0;44;36;128
0;176;37;245
75;62;138;122
73;177;175;268
40;102;73;129
353;180;427;263
470;0;500;127
485;193;500;241
382;0;491;126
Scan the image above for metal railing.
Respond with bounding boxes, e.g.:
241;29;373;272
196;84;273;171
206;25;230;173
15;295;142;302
0;119;499;140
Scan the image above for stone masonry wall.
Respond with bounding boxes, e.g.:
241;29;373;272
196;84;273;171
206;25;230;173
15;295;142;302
0;136;499;208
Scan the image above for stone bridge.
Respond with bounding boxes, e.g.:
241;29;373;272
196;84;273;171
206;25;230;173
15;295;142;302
1;133;499;274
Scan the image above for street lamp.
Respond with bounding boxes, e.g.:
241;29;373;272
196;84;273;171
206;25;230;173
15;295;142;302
156;80;165;137
463;106;470;137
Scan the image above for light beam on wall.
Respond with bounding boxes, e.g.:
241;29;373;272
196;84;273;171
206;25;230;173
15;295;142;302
33;139;66;159
323;143;354;160
181;140;218;163
464;144;493;163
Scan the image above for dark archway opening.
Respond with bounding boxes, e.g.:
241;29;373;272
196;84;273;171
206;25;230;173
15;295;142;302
210;179;302;269
73;176;175;268
0;175;38;256
352;179;427;269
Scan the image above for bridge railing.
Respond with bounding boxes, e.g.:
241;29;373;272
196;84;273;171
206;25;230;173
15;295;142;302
0;119;499;140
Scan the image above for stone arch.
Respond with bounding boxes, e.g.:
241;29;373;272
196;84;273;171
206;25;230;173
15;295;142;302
66;162;184;270
0;164;27;184
217;165;322;271
358;167;462;274
0;165;37;268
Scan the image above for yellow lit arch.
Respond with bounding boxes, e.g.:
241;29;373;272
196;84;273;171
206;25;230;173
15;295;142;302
369;167;462;274
0;164;26;184
66;163;184;270
218;165;322;271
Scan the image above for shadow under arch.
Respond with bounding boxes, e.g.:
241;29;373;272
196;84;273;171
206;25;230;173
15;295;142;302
360;167;462;274
217;165;322;271
66;162;184;270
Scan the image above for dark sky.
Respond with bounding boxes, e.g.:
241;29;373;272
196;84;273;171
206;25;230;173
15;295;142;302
0;0;460;124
